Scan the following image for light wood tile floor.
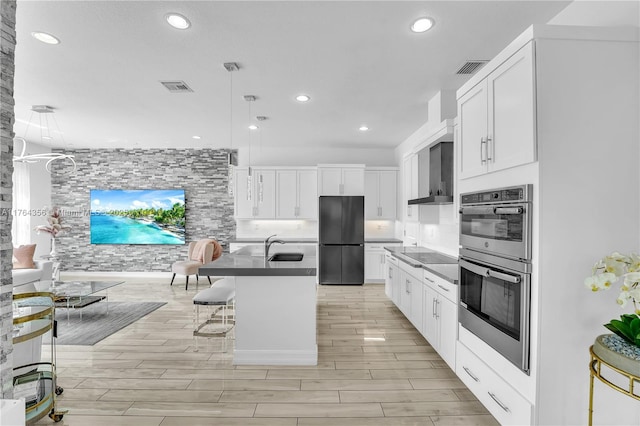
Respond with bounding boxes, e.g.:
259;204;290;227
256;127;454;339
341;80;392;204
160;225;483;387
36;277;498;426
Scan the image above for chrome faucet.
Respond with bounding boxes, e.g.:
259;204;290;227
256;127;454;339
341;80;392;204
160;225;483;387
264;234;285;260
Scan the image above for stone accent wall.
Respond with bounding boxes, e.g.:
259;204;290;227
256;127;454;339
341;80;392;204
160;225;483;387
51;148;236;272
0;0;15;399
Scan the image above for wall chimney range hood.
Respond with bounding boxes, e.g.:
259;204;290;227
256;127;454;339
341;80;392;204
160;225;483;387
408;141;453;205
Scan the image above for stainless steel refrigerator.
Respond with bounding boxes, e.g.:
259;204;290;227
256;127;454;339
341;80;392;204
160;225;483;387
318;196;364;285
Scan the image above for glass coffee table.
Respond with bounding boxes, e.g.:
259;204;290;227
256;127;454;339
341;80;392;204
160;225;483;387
32;281;124;321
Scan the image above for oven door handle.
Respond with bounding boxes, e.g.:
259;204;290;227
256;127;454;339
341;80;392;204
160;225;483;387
487;269;521;284
459;259;522;284
458;206;495;215
459;206;524;215
493;207;524;215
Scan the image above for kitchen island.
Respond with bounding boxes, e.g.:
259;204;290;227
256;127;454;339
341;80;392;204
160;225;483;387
198;244;317;366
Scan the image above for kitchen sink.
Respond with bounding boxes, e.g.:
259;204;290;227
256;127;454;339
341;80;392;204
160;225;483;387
268;253;304;262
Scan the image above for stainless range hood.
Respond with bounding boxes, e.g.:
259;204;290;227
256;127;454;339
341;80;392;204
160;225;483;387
408;141;453;205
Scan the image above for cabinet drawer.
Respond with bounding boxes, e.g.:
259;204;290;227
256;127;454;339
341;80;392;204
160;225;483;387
423;269;457;304
456;343;532;426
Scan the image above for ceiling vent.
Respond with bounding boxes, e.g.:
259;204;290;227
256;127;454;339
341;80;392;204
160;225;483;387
456;60;489;75
160;81;193;93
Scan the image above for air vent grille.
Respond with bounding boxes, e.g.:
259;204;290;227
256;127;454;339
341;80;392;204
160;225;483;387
456;60;489;75
160;81;193;92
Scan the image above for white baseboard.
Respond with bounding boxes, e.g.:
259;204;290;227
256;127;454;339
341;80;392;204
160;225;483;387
233;347;318;366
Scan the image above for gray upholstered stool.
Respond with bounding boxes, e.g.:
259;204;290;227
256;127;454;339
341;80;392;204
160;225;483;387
192;278;235;352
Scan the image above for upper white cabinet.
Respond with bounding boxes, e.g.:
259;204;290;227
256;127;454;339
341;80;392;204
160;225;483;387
364;169;397;220
458;41;536;179
276;169;318;219
234;168;276;219
402;155;419;221
318;165;365;196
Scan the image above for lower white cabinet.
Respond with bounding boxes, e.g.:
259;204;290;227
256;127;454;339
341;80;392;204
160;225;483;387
422;269;458;370
367;244;401;282
456;342;533;426
365;245;386;283
398;263;422;331
384;253;399;302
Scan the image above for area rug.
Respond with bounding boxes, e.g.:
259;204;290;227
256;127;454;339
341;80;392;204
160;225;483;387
55;302;166;345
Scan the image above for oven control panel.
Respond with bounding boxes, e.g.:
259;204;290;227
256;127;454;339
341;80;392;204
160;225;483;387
461;184;532;205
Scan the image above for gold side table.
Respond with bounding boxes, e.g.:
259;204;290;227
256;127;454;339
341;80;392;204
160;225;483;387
588;335;640;426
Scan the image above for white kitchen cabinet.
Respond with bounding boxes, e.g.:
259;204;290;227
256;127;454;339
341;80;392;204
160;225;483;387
276;169;318;219
457;342;532;426
364;244;385;283
422;269;458;370
399;263;422;330
318;165;365;196
364;169;397;219
458;41;536;179
455;26;640;424
234;168;276;219
384;252;399;302
403;154;419;221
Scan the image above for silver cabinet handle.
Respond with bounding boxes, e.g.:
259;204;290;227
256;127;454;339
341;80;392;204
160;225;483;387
437;284;450;292
488;392;510;413
480;137;487;164
435;299;440;319
462;366;479;382
432;298;437;318
424;276;434;284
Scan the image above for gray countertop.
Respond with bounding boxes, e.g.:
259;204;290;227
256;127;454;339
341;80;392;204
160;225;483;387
199;244;316;277
385;246;459;284
230;238;403;244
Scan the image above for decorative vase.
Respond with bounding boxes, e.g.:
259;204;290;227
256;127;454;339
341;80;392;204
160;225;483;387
50;237;57;258
592;334;640;375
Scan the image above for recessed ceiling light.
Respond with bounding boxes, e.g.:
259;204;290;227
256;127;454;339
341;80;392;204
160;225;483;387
359;126;369;132
31;31;60;45
411;17;434;33
165;13;191;30
248;124;258;130
192;135;201;139
295;94;311;102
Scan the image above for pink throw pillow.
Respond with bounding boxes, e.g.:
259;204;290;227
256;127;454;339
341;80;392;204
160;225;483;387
12;244;36;269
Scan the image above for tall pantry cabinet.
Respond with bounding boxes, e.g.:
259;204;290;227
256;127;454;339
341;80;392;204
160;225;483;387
455;25;639;425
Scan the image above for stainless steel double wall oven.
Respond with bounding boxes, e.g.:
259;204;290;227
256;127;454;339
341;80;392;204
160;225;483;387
458;184;533;373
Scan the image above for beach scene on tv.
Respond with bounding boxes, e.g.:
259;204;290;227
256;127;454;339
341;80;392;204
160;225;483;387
90;189;186;244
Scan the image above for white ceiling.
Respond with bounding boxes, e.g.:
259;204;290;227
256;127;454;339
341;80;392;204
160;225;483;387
13;1;581;151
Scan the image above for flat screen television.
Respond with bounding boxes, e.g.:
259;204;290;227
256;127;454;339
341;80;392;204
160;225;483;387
90;189;185;244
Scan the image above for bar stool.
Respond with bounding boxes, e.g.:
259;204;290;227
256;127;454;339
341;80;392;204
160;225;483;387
192;278;235;352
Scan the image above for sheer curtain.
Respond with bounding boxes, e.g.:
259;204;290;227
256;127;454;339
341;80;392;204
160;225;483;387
12;162;30;246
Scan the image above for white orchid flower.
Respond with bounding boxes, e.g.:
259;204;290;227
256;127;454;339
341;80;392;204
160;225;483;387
623;272;640;288
616;291;630;307
604;256;627;276
585;273;615;291
627;253;640;272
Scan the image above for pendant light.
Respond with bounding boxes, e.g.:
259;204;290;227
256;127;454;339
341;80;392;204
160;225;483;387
244;95;256;201
223;62;239;197
13;105;76;173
